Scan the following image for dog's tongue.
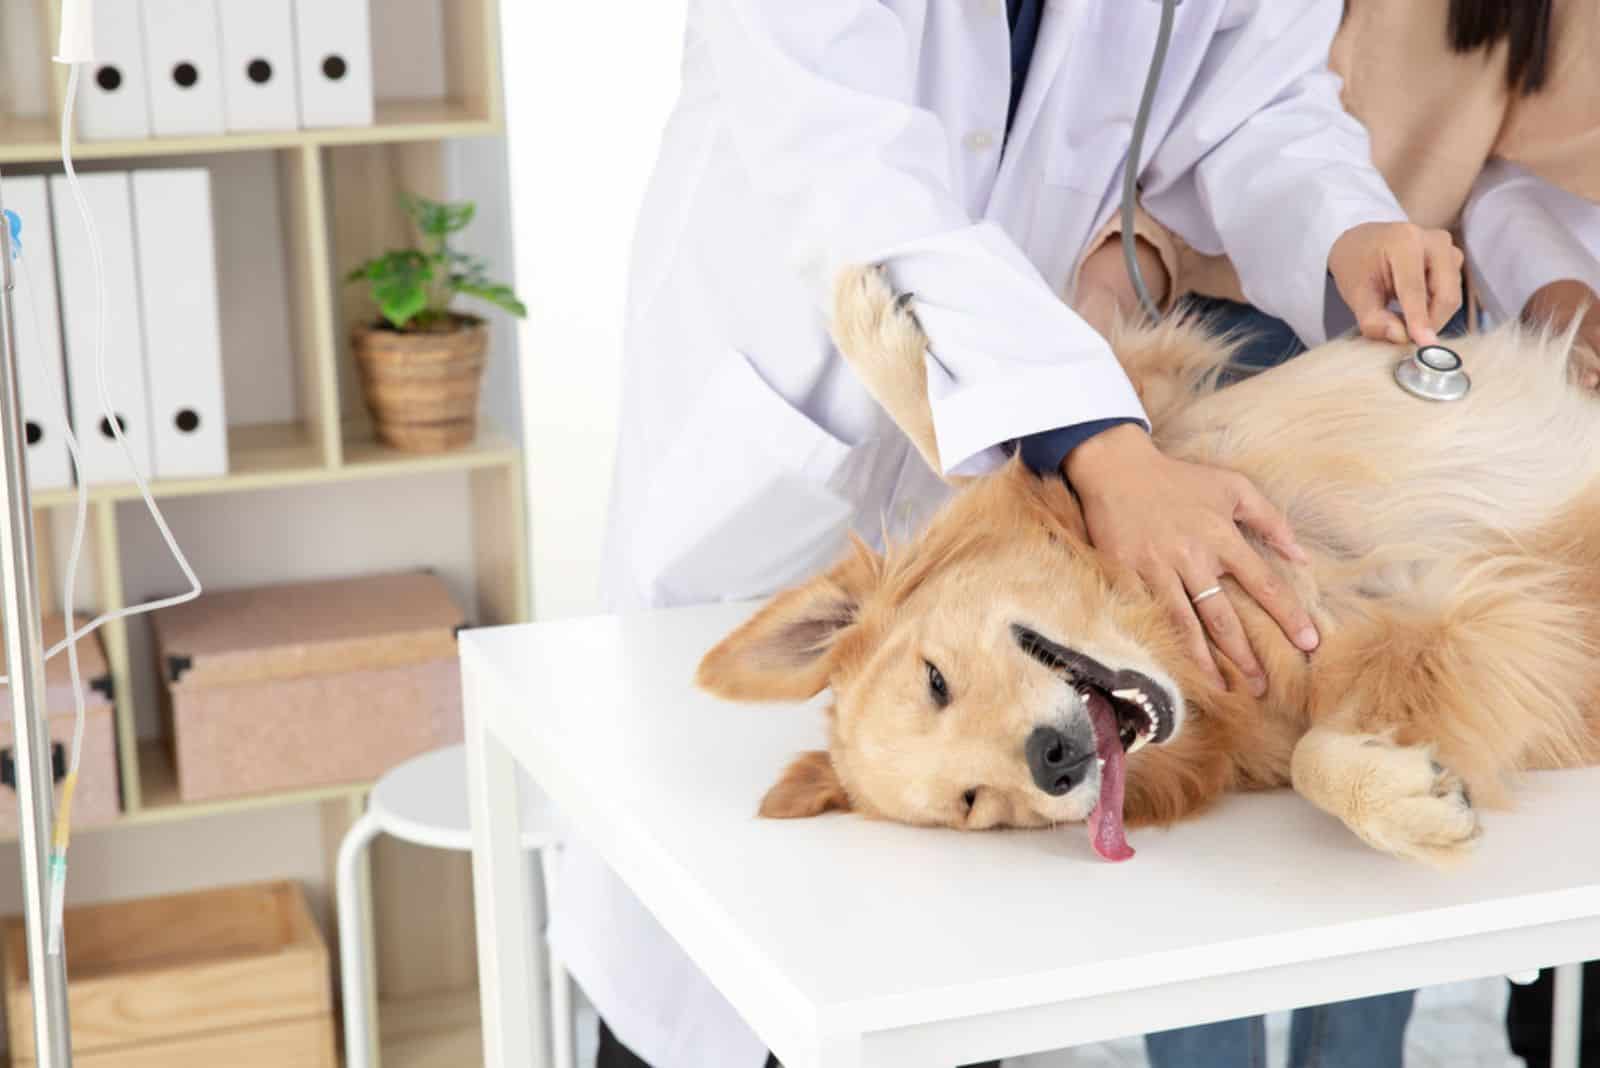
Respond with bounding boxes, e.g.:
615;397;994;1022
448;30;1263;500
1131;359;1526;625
1086;691;1134;862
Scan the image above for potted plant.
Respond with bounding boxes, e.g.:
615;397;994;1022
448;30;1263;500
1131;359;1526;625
346;194;527;453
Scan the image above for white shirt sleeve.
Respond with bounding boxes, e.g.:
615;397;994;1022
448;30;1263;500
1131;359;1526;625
1141;0;1406;347
701;0;1144;477
1462;161;1600;325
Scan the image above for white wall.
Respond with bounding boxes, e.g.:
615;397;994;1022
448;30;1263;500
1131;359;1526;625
502;0;689;620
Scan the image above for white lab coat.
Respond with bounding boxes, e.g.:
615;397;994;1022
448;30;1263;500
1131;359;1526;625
552;2;1405;1065
1464;161;1600;326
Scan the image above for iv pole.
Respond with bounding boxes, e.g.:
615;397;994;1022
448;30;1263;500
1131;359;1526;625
0;179;75;1067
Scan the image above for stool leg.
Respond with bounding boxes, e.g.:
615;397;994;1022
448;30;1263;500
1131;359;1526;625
337;810;384;1068
541;845;578;1068
1553;962;1584;1068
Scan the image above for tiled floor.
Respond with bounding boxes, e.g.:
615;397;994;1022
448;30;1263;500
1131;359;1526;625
574;977;1526;1067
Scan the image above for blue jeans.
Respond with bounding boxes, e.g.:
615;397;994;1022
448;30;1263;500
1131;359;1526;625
1141;296;1444;1068
1145;991;1418;1068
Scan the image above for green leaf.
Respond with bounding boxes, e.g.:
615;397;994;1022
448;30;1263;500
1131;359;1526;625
367;249;434;329
454;279;528;319
402;193;476;239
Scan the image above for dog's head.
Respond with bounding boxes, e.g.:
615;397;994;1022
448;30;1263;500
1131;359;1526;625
697;460;1192;859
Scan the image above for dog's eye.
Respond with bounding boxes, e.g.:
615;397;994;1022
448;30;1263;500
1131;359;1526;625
926;660;949;708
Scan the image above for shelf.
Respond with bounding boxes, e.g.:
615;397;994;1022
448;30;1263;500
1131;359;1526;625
0;99;499;166
30;422;519;508
0;742;369;842
121;740;372;829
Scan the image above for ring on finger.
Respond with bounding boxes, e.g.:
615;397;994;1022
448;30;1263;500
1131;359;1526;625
1190;584;1224;606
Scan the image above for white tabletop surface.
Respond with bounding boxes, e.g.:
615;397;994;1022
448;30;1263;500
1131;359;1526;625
462;604;1600;1062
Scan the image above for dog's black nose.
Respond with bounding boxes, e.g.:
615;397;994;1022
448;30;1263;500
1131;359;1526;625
1026;724;1094;796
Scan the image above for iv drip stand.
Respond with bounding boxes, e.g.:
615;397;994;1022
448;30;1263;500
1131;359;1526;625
0;175;75;1067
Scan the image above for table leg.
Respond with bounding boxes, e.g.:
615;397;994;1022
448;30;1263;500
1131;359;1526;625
1553;962;1584;1068
466;689;542;1068
539;845;577;1068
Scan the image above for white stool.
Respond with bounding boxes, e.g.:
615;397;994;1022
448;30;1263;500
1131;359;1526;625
337;744;577;1068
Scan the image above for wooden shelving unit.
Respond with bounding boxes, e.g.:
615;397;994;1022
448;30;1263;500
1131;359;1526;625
4;0;518;1063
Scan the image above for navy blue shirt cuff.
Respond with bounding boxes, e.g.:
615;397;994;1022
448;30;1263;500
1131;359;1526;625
1014;418;1145;478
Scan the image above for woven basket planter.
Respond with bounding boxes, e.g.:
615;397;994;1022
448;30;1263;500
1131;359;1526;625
351;316;488;453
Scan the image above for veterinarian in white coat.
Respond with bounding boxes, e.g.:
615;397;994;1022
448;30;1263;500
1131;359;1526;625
559;2;1463;1066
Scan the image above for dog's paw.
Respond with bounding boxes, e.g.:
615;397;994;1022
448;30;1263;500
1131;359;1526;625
1344;740;1481;867
833;265;922;355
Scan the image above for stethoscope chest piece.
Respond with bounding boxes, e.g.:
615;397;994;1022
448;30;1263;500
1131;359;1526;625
1395;344;1470;402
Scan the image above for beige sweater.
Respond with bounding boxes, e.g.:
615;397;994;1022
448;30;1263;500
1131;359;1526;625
1095;0;1600;311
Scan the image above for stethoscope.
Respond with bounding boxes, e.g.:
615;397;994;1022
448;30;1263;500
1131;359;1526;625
1123;0;1471;404
1395;344;1471;401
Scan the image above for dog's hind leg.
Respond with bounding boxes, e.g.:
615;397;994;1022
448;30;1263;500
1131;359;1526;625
1291;555;1598;865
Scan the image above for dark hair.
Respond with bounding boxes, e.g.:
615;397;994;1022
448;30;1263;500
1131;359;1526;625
1447;0;1554;94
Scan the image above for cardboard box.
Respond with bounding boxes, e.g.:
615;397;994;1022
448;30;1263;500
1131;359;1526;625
154;571;466;802
3;881;336;1066
0;617;120;834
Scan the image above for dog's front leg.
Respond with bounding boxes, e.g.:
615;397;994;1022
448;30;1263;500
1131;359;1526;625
1290;724;1480;868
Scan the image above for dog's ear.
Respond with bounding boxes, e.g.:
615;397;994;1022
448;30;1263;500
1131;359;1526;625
696;538;881;702
759;750;850;818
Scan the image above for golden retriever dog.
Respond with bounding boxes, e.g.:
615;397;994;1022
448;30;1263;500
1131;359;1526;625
697;267;1600;866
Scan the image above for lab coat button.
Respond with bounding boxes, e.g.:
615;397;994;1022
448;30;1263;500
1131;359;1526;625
964;130;996;152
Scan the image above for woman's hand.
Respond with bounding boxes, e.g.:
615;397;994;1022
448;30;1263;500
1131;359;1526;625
1074;235;1170;338
1523;279;1600;388
1064;424;1319;695
1328;222;1464;346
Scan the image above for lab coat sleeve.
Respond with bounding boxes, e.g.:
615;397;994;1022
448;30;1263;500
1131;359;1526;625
701;0;1146;476
1141;0;1406;347
1462;161;1600;325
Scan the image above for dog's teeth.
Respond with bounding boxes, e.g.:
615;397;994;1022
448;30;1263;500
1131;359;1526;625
1111;688;1141;700
1128;733;1151;755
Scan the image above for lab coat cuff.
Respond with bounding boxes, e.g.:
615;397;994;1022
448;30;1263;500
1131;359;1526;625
1291;197;1409;347
1463;174;1600;324
930;361;1149;478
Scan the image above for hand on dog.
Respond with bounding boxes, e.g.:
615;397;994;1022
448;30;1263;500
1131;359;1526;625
1064;424;1319;695
1523;279;1600;389
1329;222;1463;347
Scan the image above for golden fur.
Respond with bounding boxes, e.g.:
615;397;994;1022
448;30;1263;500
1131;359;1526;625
698;266;1600;866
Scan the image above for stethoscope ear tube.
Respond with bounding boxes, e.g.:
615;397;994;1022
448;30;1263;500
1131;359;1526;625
1122;0;1180;323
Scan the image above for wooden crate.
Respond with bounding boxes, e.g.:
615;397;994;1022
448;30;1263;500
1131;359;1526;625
2;881;336;1065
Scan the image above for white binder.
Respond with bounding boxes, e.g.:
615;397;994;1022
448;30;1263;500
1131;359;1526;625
140;0;226;137
131;169;229;480
5;178;74;491
293;0;374;129
215;0;300;132
50;172;154;485
77;0;153;141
